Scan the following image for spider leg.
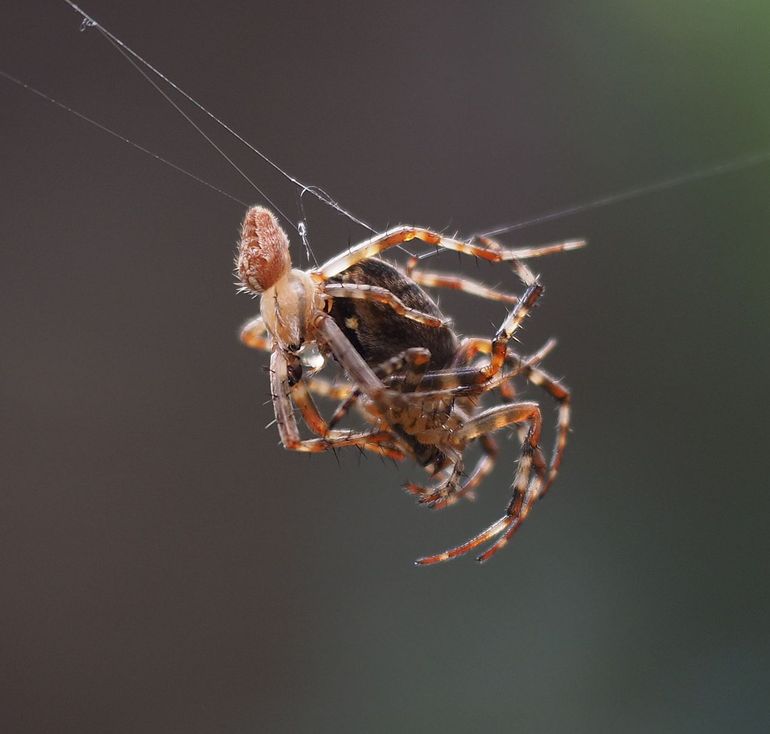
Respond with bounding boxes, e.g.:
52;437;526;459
314;228;568;397
367;349;465;482
423;446;464;499
325;347;430;430
386;278;544;392
454;434;499;503
240;316;271;351
415;471;544;565
323;283;448;328
402;259;519;304
241;318;356;402
521;365;570;495
370;350;466;500
327;389;368;430
395;264;532;400
411;394;540;516
394;335;553;403
341;342;551;507
313;312;412;418
269;348;401;456
405;414;500;510
303;376;354;401
477;235;585;260
452;336;556;402
255;313;430;460
455;337;570;495
315;342;467;502
453;336;555;367
459;343;518;401
415;401;547;565
291;375;406;461
315;225;584;280
242;313;376;425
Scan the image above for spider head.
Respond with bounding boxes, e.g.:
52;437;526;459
236;206;292;293
237;207;317;351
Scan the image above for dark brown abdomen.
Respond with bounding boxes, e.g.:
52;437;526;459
328;258;457;370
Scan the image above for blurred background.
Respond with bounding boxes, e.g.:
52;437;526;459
2;1;769;731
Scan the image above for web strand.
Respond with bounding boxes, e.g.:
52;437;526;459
96;29;297;232
61;0;377;236
8;3;770;262
478;148;770;238
0;69;247;207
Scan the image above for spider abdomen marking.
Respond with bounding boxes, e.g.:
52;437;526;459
326;258;460;471
328;258;458;370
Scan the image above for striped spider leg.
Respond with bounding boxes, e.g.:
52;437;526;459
398;345;573;565
450;234;574;496
455;337;571;497
240;315;406;461
414;403;548;566
297;325;555;566
315;226;575;389
269;348;406;460
320;243;567;488
329;353;551;566
394;242;576;562
318;340;554;520
316;236;580;562
400;338;558;510
403;233;581;402
239;314;397;456
309;252;557;507
240;315;354;401
400;257;573;562
413;344;572;565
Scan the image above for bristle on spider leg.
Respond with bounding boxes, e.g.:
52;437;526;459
414;516;512;566
476;510;528;563
475;521;518;563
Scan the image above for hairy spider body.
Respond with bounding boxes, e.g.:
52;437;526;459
328;259;458;371
236;205;584;563
323;257;544;487
327;258;463;469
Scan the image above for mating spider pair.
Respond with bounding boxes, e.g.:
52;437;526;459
236;206;583;564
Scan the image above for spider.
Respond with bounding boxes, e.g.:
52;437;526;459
236;205;583;563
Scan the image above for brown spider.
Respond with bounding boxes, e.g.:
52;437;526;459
236;206;583;563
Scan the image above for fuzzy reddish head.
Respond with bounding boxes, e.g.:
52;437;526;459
236;206;292;292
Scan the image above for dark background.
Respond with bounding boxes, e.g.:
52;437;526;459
2;1;769;732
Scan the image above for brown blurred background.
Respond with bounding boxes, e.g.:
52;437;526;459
2;1;769;732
